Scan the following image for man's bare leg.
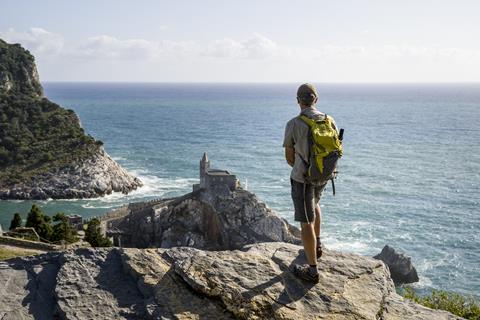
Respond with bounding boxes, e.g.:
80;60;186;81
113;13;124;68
314;204;323;258
314;204;321;238
301;222;317;265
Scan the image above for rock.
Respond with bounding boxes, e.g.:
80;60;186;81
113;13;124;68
55;248;146;319
0;252;61;320
0;148;142;200
105;188;301;249
373;245;419;285
0;243;462;319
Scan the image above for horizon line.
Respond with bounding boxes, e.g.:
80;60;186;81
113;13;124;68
42;81;480;85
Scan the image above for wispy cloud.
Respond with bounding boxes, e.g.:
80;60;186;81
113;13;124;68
75;35;160;59
2;27;479;82
2;27;478;63
0;27;64;55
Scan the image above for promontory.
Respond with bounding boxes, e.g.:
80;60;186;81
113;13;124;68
0;39;141;199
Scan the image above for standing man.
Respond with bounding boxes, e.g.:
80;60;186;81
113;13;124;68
283;83;337;283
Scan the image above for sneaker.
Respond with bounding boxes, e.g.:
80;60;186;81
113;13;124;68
293;264;319;284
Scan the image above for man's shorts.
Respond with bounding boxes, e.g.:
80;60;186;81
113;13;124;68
291;178;327;223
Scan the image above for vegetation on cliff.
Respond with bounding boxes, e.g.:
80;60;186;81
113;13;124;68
0;246;41;260
0;39;42;97
0;39;102;187
401;286;480;320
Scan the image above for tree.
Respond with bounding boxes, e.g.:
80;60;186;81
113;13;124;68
51;212;77;243
9;213;22;230
85;218;111;247
25;204;52;241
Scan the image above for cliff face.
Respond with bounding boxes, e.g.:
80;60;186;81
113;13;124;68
104;188;301;249
0;40;42;97
0;244;461;320
0;39;141;199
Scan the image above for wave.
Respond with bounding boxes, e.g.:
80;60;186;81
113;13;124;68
77;169;198;209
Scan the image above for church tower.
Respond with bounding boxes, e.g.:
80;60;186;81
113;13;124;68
200;152;210;188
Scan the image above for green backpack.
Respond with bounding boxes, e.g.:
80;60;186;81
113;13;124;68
299;114;343;192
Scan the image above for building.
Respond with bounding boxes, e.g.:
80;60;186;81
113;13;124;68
66;214;83;231
193;153;238;193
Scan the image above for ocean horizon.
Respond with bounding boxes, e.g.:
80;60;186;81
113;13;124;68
1;82;479;296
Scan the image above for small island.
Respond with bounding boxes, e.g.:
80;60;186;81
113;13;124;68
0;39;141;199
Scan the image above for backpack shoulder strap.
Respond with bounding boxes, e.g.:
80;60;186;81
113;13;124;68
298;114;315;128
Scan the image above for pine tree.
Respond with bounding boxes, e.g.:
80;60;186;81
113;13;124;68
51;212;77;243
9;213;22;230
85;218;111;247
25;204;52;241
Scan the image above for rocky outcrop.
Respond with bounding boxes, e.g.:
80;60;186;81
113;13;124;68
0;39;141;199
374;245;419;285
0;243;461;319
0;149;142;199
104;188;301;249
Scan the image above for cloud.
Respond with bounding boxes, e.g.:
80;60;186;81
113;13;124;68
75;35;160;59
0;27;64;55
2;27;479;82
70;35;201;60
203;33;280;59
73;33;280;61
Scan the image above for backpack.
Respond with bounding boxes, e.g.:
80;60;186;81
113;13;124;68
298;114;343;193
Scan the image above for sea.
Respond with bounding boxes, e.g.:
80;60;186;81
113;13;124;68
0;83;479;296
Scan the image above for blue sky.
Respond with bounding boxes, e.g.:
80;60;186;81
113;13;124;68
1;0;479;82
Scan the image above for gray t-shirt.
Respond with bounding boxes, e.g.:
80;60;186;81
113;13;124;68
283;107;336;183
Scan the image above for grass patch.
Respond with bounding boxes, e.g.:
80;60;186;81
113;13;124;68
400;286;480;320
0;246;41;260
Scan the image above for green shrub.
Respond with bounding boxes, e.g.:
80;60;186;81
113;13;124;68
9;212;22;230
85;218;112;247
401;286;480;320
25;204;52;240
50;212;78;244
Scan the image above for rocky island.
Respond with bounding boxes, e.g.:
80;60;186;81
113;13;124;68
0;39;141;199
0;154;461;319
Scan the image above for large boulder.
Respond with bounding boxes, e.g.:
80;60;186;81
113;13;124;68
373;245;419;285
0;243;462;319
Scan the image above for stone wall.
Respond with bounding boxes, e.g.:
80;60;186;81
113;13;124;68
0;236;57;251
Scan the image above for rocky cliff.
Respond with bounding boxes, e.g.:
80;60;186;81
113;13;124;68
0;39;141;199
0;244;461;320
0;186;462;319
104;188;301;249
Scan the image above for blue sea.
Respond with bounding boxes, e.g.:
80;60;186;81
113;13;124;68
1;83;479;296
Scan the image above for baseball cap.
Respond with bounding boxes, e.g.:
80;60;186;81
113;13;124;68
297;83;318;101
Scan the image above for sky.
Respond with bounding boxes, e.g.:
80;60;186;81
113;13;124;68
1;0;480;82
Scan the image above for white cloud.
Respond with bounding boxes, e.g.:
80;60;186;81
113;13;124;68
71;35;200;60
0;27;64;55
75;35;160;59
73;33;280;61
203;33;280;59
2;27;479;81
4;28;477;63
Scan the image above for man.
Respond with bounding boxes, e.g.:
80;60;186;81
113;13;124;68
283;83;337;283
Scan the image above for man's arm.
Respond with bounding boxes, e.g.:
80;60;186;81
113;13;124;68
285;147;295;167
